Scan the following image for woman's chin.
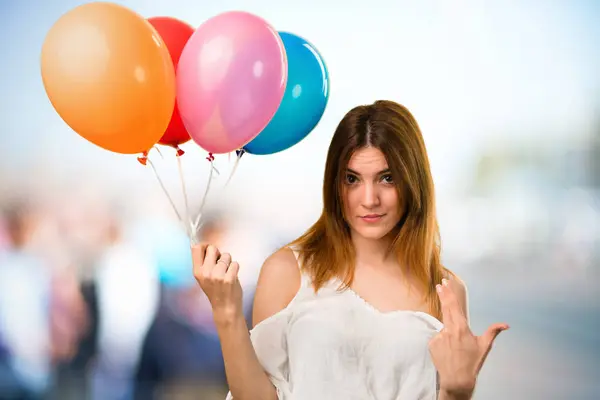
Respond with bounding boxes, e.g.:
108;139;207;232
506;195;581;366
351;226;394;241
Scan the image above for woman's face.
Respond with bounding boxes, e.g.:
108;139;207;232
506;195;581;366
342;147;402;240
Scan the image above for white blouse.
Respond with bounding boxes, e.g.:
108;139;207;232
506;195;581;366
226;251;443;400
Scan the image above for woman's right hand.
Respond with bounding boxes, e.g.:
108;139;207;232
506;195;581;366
192;243;243;324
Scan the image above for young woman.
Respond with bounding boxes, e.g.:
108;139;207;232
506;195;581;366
192;100;509;400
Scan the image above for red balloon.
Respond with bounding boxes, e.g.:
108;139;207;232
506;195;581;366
148;17;195;148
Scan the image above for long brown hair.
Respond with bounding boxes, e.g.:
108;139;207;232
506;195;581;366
288;100;450;320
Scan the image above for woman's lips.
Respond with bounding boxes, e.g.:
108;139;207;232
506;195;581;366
360;214;385;223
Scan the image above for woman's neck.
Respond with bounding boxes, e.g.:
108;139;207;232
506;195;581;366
351;232;396;268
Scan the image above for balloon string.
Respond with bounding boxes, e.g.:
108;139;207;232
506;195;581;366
176;151;193;240
154;146;165;159
224;150;244;188
192;157;216;241
147;157;184;224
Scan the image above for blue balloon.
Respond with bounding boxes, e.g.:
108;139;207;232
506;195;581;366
244;32;329;155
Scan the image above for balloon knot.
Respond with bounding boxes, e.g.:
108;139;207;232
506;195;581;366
176;147;185;157
137;151;149;166
236;149;246;158
206;152;215;162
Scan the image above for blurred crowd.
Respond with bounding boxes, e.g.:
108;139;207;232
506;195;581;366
0;194;267;400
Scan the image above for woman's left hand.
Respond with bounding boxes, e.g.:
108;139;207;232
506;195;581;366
429;279;509;397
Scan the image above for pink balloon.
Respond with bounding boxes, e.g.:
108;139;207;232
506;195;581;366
177;11;287;154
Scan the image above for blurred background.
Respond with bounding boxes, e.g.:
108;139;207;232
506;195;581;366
1;0;599;399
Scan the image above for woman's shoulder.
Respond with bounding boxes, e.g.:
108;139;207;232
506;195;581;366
252;247;302;327
261;247;302;279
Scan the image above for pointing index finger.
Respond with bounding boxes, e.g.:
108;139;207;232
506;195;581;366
438;278;468;329
437;282;454;327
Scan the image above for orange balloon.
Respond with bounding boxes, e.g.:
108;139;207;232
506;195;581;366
41;2;176;154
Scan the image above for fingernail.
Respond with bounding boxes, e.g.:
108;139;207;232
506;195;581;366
436;284;443;293
442;278;449;287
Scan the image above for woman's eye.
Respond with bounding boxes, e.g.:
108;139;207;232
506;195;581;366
345;174;358;184
382;174;394;184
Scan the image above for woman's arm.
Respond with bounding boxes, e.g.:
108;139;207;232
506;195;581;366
216;311;276;400
438;388;474;400
438;384;475;400
196;246;300;400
